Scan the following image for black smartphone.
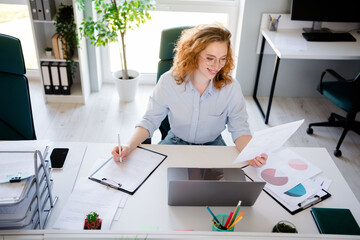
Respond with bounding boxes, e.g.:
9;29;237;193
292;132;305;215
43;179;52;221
50;148;69;169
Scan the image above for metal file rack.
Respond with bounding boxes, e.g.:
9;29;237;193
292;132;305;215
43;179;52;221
0;150;57;229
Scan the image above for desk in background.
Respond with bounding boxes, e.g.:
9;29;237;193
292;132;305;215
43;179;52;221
254;14;360;124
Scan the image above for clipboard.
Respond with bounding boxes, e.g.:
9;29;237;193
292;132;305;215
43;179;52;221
243;166;331;215
261;185;331;215
89;146;167;195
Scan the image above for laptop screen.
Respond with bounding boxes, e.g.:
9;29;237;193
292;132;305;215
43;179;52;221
188;168;225;181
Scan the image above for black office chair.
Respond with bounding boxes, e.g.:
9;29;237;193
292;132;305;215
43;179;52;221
306;69;360;157
0;34;36;140
143;26;192;144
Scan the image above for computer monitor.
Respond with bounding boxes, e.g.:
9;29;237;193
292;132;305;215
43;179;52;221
291;0;360;33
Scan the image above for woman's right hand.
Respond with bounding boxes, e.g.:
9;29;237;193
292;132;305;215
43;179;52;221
111;144;131;162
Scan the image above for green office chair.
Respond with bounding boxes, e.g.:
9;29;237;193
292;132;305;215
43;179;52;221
0;34;36;140
144;26;192;144
307;69;360;157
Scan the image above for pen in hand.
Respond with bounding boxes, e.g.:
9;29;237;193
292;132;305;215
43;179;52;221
118;134;122;162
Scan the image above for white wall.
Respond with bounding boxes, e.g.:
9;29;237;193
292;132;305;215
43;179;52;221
235;0;360;97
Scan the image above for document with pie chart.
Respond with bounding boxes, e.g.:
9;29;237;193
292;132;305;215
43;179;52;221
244;148;322;198
234;119;304;163
243;148;331;214
258;148;322;194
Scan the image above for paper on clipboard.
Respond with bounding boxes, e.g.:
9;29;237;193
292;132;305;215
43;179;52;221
234;119;304;163
89;147;167;194
243;158;331;215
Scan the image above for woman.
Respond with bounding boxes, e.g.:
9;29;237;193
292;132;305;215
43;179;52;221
112;24;267;168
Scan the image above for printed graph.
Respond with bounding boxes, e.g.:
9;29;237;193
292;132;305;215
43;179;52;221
260;168;288;186
288;158;308;170
284;183;306;197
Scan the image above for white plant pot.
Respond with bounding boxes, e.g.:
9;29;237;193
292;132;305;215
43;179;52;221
45;51;52;57
113;69;140;102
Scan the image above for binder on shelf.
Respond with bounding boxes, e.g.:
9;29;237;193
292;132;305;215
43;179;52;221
29;0;38;20
42;0;56;21
40;61;53;94
50;62;61;95
35;0;45;20
59;62;72;95
51;33;60;59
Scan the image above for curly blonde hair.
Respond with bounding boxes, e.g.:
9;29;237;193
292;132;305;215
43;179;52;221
171;24;235;90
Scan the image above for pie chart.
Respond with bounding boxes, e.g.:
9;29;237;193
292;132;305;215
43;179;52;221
288;158;308;170
260;168;288;186
284;183;306;197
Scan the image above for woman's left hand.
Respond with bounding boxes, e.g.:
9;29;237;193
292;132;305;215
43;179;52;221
247;153;267;168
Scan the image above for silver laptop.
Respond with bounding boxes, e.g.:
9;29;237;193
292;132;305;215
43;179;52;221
167;168;265;206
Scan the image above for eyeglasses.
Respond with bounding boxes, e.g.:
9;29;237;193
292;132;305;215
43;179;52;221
200;55;227;66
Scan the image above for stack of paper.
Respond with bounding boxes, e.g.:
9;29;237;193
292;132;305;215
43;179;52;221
0;141;54;229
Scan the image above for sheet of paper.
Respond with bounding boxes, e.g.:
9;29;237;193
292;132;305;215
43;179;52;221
243;148;325;208
255;148;322;194
91;147;166;193
0;181;28;203
52;178;124;230
0;153;36;183
234;119;304;163
0;140;49;183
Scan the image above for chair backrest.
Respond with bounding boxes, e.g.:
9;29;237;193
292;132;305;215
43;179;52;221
157;26;193;140
157;26;193;82
0;34;36;140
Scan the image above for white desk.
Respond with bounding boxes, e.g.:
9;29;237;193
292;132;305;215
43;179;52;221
74;144;360;234
44;142;88;228
1;143;360;239
253;28;360;124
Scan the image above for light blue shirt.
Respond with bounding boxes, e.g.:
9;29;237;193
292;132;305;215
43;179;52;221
136;71;251;144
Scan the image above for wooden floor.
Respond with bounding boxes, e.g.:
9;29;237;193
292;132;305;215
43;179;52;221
28;79;360;202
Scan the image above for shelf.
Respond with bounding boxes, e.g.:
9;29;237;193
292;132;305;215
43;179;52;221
39;54;79;62
28;0;90;104
33;20;55;24
45;82;84;104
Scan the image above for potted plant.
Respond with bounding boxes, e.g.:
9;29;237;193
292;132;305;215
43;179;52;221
45;47;52;57
55;4;78;76
272;220;298;233
77;0;155;102
84;211;102;230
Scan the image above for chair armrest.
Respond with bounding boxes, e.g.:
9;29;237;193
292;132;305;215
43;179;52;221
319;69;349;93
323;69;347;82
142;138;152;144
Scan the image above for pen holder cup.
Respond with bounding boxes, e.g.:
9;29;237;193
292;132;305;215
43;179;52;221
211;214;235;232
269;20;279;31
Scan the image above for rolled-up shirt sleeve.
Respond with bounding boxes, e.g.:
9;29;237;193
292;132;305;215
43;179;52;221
135;75;170;138
226;81;251;142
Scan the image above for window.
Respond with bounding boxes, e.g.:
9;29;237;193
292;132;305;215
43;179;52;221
109;11;229;73
0;2;38;69
101;0;240;83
